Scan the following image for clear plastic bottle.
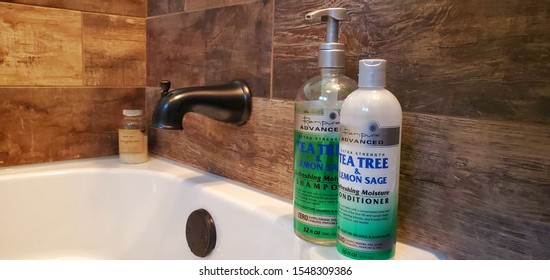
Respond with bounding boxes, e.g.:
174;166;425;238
293;8;358;245
118;109;148;164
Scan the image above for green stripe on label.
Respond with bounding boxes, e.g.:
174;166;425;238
337;243;395;260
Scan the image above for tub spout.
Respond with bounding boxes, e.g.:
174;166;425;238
152;80;252;130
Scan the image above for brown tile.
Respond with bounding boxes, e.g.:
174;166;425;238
185;0;259;12
147;11;207;88
148;0;185;17
3;0;146;17
147;0;272;97
0;3;82;86
147;95;295;199
83;13;146;86
398;113;550;259
0;87;144;166
272;0;550;123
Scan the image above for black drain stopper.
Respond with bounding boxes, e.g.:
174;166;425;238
186;209;216;258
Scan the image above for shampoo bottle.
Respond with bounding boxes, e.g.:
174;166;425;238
293;8;358;245
337;59;402;259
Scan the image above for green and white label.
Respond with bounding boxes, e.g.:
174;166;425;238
293;111;340;240
337;122;400;259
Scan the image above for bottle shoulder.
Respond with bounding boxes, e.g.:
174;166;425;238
343;88;401;107
296;74;358;102
340;88;402;124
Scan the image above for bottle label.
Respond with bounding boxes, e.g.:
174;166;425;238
293;110;340;240
337;122;401;259
295;110;340;133
340;121;400;146
118;129;145;153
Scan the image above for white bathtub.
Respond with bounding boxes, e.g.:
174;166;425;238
0;156;440;260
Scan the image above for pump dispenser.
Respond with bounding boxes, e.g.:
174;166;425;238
305;8;347;69
292;8;357;245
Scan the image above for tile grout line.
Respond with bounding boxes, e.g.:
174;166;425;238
269;0;275;99
0;1;145;19
81;11;85;87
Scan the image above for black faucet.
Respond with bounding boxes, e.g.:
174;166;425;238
151;80;252;130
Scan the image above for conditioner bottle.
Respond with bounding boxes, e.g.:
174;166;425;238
337;59;402;259
293;8;358;245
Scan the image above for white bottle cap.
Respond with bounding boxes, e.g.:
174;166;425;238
123;109;143;116
358;59;386;87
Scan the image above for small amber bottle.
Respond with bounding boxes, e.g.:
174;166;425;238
118;109;148;164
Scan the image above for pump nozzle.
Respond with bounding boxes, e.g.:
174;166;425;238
305;8;347;43
305;8;348;68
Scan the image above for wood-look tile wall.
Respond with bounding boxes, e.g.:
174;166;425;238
0;0;547;260
147;0;550;259
0;1;146;166
147;0;272;97
2;0;146;17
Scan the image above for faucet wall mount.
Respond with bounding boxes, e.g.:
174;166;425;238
152;80;252;130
